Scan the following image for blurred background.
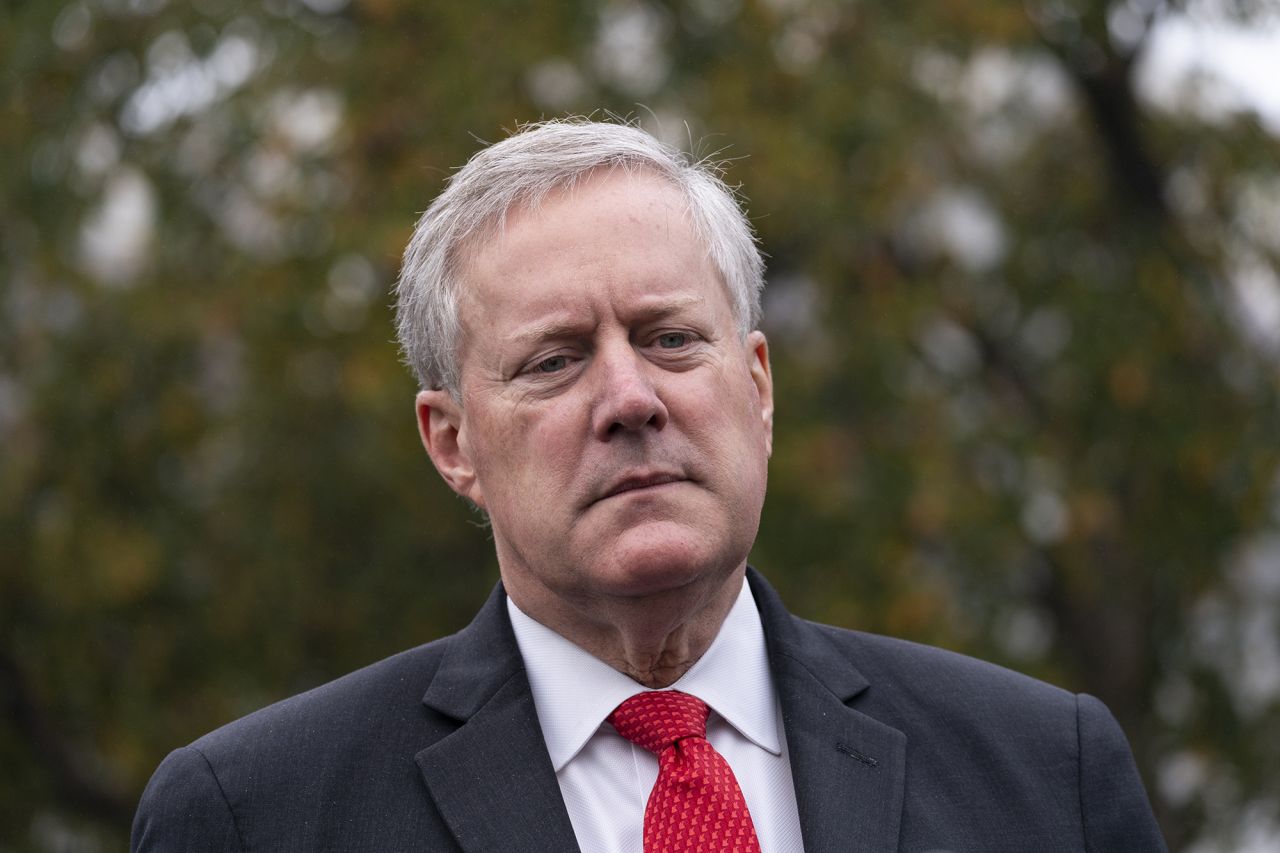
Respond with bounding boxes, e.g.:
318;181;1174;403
3;0;1279;849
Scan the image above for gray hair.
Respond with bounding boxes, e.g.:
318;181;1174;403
394;118;765;394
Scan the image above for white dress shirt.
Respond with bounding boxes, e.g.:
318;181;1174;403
506;577;805;853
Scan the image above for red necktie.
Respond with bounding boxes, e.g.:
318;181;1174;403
608;690;762;853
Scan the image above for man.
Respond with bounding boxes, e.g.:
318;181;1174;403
132;119;1167;852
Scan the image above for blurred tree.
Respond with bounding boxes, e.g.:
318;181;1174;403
2;0;1277;849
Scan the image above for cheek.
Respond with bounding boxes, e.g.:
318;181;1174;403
707;366;764;434
517;429;575;491
702;372;770;478
464;411;521;489
471;401;583;494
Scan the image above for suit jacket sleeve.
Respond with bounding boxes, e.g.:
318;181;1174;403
131;746;244;853
1078;694;1167;852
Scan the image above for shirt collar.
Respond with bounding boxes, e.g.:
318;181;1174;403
507;576;781;772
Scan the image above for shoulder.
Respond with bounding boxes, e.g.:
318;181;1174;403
790;620;1167;851
131;636;458;852
189;635;456;773
753;568;1081;744
814;622;1073;708
782;616;1084;774
753;566;1071;715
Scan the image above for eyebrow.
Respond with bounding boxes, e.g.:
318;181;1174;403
509;318;593;347
508;294;703;346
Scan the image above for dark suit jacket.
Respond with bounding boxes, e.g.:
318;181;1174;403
132;569;1167;852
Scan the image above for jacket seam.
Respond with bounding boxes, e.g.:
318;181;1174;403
188;745;248;851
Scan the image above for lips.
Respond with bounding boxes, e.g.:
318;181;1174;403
593;470;686;504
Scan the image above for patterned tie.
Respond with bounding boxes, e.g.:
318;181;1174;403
608;690;762;853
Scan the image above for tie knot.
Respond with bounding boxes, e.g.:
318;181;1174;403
608;690;710;755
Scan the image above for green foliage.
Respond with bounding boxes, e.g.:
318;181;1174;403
2;0;1278;849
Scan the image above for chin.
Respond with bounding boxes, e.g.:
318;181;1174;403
587;521;744;600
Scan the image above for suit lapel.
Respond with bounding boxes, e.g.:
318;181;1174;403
750;569;907;853
416;572;904;853
416;584;580;853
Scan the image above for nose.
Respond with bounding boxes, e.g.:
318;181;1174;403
591;345;669;439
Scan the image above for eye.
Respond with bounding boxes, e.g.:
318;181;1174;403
536;355;568;373
656;332;688;349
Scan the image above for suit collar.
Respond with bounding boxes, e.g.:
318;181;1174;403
420;582;524;720
749;567;871;703
749;568;907;853
416;571;906;853
508;575;783;772
416;582;581;852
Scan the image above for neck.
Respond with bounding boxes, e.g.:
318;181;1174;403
505;566;745;689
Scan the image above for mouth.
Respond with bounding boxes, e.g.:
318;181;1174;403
593;470;687;504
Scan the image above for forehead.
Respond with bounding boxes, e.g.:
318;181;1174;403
455;169;728;329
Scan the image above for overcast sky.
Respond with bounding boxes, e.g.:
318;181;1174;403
1138;5;1280;134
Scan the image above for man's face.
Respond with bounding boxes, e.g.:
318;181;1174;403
419;169;773;617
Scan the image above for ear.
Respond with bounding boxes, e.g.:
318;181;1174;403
415;389;486;508
745;330;774;458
